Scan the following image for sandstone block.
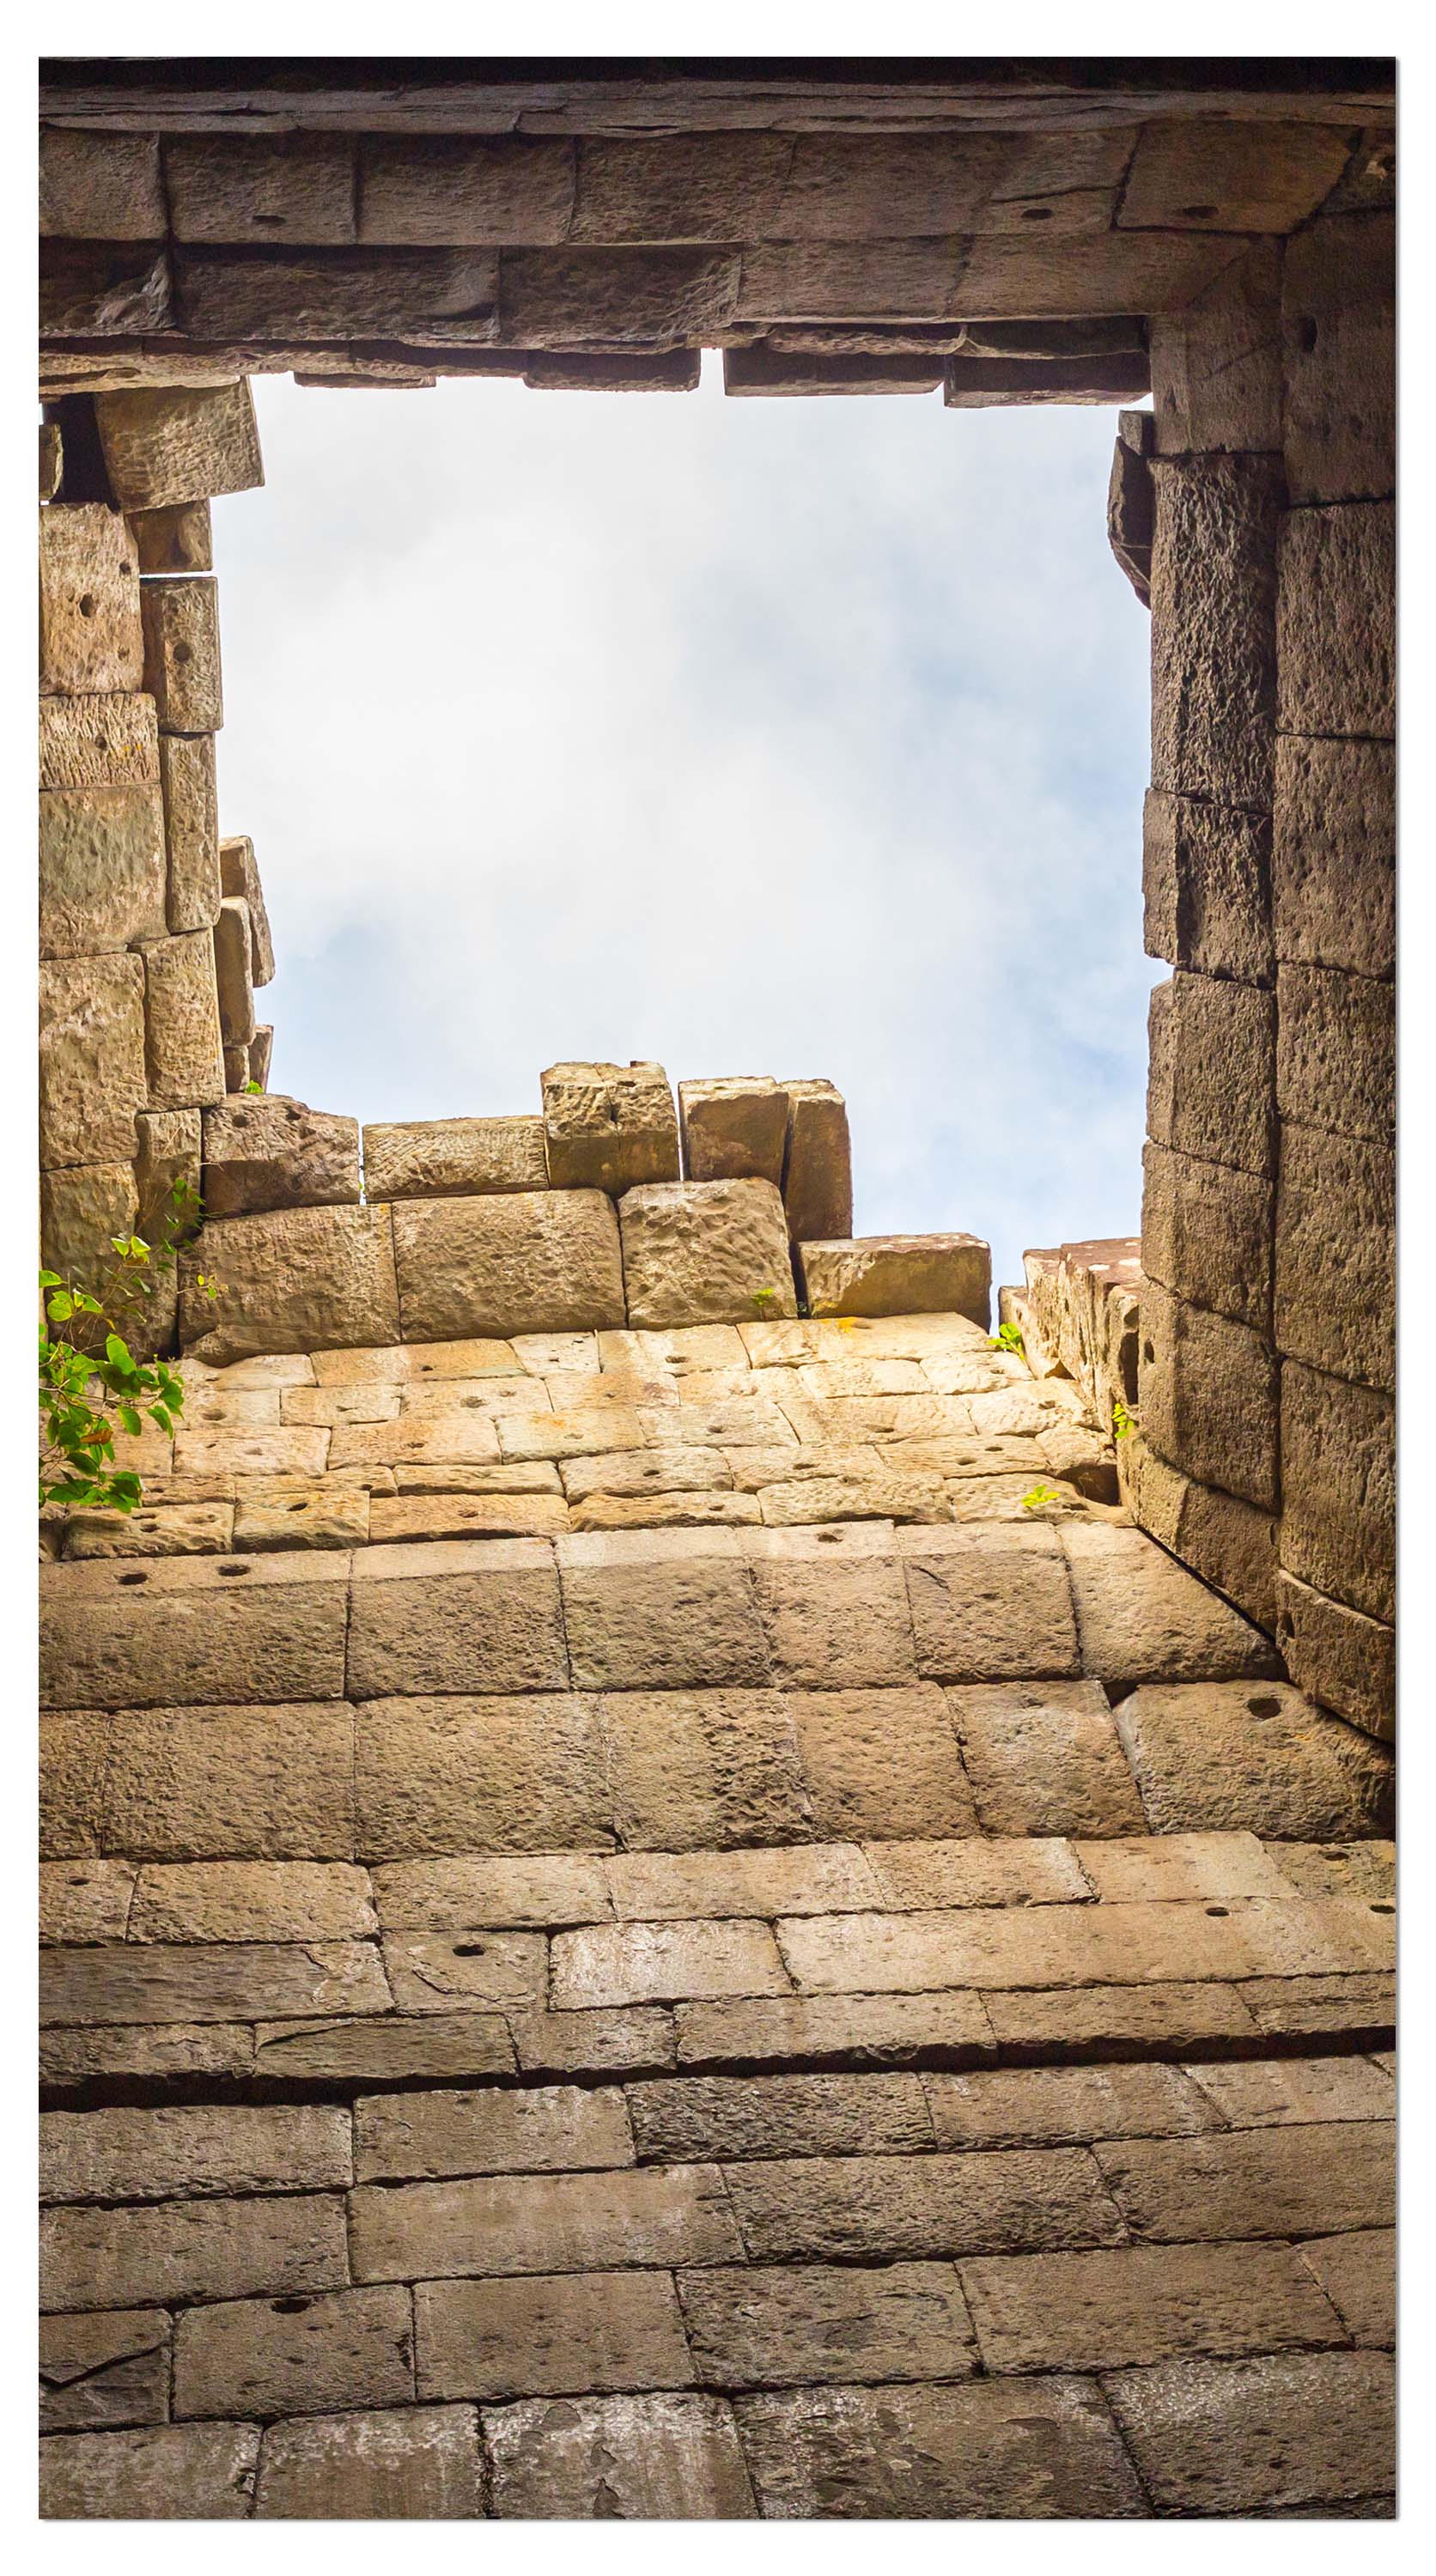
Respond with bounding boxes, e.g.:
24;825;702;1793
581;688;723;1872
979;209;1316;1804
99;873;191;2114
218;835;275;984
346;1537;566;1698
691;2259;976;2391
42;2192;348;2314
733;2377;1142;2518
1112;1679;1394;1836
417;2270;691;2403
40;126;165;235
1280;1362;1393;1622
678;1078;789;1184
40;418;64;501
560;1528;770;1689
571;1491;758;1532
1149;454;1281;806
254;2014;514;2085
173;245;500;340
212;895;255;1045
1122;1432;1278;1632
164;131;355;242
42;1938;387;2032
620;1178;796;1328
40;1857;137;1944
1298;2229;1395;2348
1095;2119;1393;2246
900;1523;1080;1681
864;1837;1088;1909
749;1523;917;1685
540;1059;679;1192
134;501;213;574
1273;735;1394;977
40;2422;260;2520
779;1078;853;1243
511;2007;673;2081
40;2309;170;2433
362;1115;548;1200
131;1859;375;1942
174;2284;412;2422
1276;1571;1394;1741
1141;789;1272;983
1104;2348;1393;2515
1183;2051;1393;2129
1106;407;1153;602
360;133;575;244
41;2103;350;2204
202;1095;361;1218
984;1980;1259;2061
255;2404;484;2518
599;1687;809;1850
234;1476;370;1551
946;1680;1144;1837
40;690;159;791
368;1491;566;1541
41;1551;349;1710
501;246;740;346
65;1498;236;1558
799;1233;990;1328
1149;236;1282;454
1120;119;1348;234
350;2162;741;2284
1275;1122;1392;1389
249;1026;273;1089
787;1683;977;1840
1074;1832;1291;1906
39;502;143;696
40;1160;139;1291
140;573;222;733
40;781;167;959
40;240;172;336
484;2390;755;2518
41;2023;256;2090
961;2237;1344;2375
551;1917;789;2008
95;1696;353;1857
382;1929;545;2014
356;1693;610;1858
95;380;264;510
373;1850;610;1931
725;2145;1123;2265
1276;500;1394;738
676;1990;995;2071
926;2060;1209;2151
356;2083;630;2184
1282;212;1394;505
159;732;221;932
1276;962;1393;1144
39;951;147;1166
1138;1278;1278;1509
1062;1520;1280;1684
392;1189;624;1341
1144;1141;1272;1333
627;2070;924;2162
143;926;227;1107
1147;971;1275;1176
180;1202;400;1363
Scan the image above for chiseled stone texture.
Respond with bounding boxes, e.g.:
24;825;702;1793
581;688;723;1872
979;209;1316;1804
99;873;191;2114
1147;971;1275;1177
94;380;264;512
679;1078;789;1185
1062;1521;1279;1686
1274;1122;1393;1391
901;1523;1080;1682
734;2377;1144;2518
159;733;222;934
1276;1572;1395;1744
947;1680;1144;1838
41;1161;140;1292
683;2259;976;2389
219;836;275;984
1137;1278;1278;1512
180;1203;400;1363
1104;2350;1394;2514
781;1078;853;1243
417;2269;690;2401
1149;453;1281;808
44;1701;356;1862
40;781;167;960
392;1191;624;1340
356;1694;611;1858
961;2237;1345;2374
40;690;159;793
1276;500;1395;740
1122;1433;1277;1637
1112;1680;1394;1838
541;1060;680;1192
800;1234;991;1329
560;1529;770;1692
362;1115;549;1200
40;2309;170;2434
41;2102;350;2203
1141;789;1272;986
40;502;143;699
599;1687;808;1850
346;1538;567;1698
1279;1364;1393;1625
40;2421;261;2519
140;574;223;735
40;951;148;1168
1281;210;1394;505
1272;735;1394;978
42;2190;349;2314
134;501;213;575
485;2389;756;2518
1275;962;1394;1145
173;2284;413;2421
254;2405;484;2518
620;1179;797;1328
202;1096;360;1218
1141;1141;1271;1334
41;1552;350;1713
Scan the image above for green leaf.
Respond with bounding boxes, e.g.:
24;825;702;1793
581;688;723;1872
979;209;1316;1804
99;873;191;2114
38;1270;62;1289
148;1405;174;1435
105;1333;136;1371
46;1291;74;1321
117;1403;143;1438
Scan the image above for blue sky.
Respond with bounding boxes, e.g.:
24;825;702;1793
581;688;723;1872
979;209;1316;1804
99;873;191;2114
211;359;1159;1296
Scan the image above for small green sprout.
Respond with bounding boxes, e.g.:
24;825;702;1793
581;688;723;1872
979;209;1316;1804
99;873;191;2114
751;1286;781;1316
1111;1398;1135;1440
989;1320;1025;1356
1021;1483;1062;1511
243;1078;264;1094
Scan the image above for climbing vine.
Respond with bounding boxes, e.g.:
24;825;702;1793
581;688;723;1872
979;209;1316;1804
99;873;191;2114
39;1176;216;1514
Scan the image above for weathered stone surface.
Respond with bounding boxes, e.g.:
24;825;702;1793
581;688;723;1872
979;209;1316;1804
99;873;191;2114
1138;1279;1278;1510
962;2237;1345;2374
629;2072;927;2163
1183;2050;1393;2128
43;2192;349;2313
1074;1830;1291;1905
1106;407;1153;602
158;732;221;933
1299;2228;1395;2347
42;1937;386;2032
1114;1680;1393;1836
40;2022;257;2090
1121;119;1348;234
41;1160;140;1292
418;2269;689;2402
985;1978;1259;2061
1149;236;1281;455
234;1476;370;1552
1276;500;1395;739
255;2404;484;2518
1282;211;1394;503
356;1693;609;1858
927;2059;1208;2151
787;1684;977;1840
1141;1142;1271;1336
1097;2111;1395;2245
511;2007;673;2081
40;502;143;698
1104;2349;1394;2513
64;1498;236;1561
1273;735;1393;979
356;2084;630;2184
249;1026;273;1088
374;1850;611;1930
140;574;222;734
352;2162;740;2284
485;2388;755;2517
1280;1363;1393;1622
163;132;355;242
40;2421;260;2519
97;1698;355;1861
608;1842;878;1923
677;1988;995;2071
41;2103;350;2204
748;1524;917;1685
141;927;227;1108
130;1859;374;1942
218;834;275;983
40;417;64;500
1066;1519;1280;1691
362;1115;548;1200
172;245;499;339
213;895;255;1046
356;131;573;243
39;951;148;1167
381;1928;545;2014
734;2377;1143;2518
1275;1122;1392;1391
1141;790;1272;985
1264;1840;1395;1904
692;2259;977;2390
1241;1969;1394;2046
40;2309;170;2433
134;501;213;574
392;1190;624;1341
561;1528;769;1690
1276;962;1393;1145
40;125;166;237
552;1918;789;2008
540;1060;679;1192
40;781;167;960
780;1078;853;1243
254;2013;514;2085
370;1490;567;1541
901;1523;1080;1681
39;689;159;792
727;2145;1122;2263
946;1680;1143;1837
346;1538;566;1698
678;1078;789;1185
40;1856;137;1944
620;1178;796;1329
599;1688;807;1850
42;1552;349;1711
40;240;172;337
1147;971;1275;1177
174;2284;412;2421
865;1836;1087;1910
96;381;264;511
201;1095;361;1218
181;1203;400;1362
1122;1433;1277;1634
1276;1572;1394;1741
501;245;740;345
800;1235;990;1329
1150;454;1281;806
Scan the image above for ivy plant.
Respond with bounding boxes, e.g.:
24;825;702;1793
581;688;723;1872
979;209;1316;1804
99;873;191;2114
39;1176;216;1515
989;1319;1025;1356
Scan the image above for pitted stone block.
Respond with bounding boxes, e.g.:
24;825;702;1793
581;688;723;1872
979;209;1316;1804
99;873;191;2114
620;1179;796;1329
541;1059;679;1193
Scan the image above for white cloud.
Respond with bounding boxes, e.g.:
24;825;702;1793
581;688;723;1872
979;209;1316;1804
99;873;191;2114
211;361;1160;1293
